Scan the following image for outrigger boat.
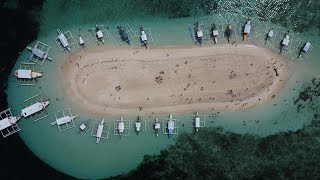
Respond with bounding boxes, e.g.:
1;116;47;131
21;99;50;118
96;119;105;144
26;44;52;61
140;27;148;49
265;28;274;44
298;41;311;58
135;116;142;135
211;23;219;44
194;111;201;132
118;116;125;138
195;22;203;46
57;29;71;52
51;114;78;126
280;31;290;54
13;69;42;79
95;24;105;44
167;114;175;138
154;118;160;137
79;35;85;48
243;19;252;40
0;111;21;138
117;26;130;45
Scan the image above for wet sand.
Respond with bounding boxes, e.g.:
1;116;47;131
61;44;289;115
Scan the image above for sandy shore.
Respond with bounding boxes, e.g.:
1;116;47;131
61;44;289;115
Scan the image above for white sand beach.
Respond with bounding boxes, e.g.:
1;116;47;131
61;44;289;115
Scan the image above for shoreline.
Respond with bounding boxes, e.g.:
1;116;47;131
61;44;289;116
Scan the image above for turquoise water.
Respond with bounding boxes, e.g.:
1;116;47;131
7;0;320;179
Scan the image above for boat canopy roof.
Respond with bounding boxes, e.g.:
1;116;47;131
97;30;103;38
21;102;44;117
58;33;69;48
32;48;45;58
96;123;104;138
118;122;124;131
244;24;251;34
0;117;13;131
16;69;32;79
141;34;147;41
197;30;203;38
303;42;311;52
168;120;174;130
56;116;73;126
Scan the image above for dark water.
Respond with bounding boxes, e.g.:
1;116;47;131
0;1;71;179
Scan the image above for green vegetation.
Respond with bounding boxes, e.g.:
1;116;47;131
111;121;320;179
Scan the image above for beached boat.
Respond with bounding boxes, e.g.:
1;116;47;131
117;26;130;45
195;22;203;46
140;27;148;48
299;41;311;58
280;31;290;54
13;69;42;79
243;19;252;40
57;29;71;52
211;23;219;44
118;116;125;137
95;24;105;44
194;111;200;132
21;99;50;118
79;35;85;47
135;116;141;134
26;44;52;61
154;118;160;137
51;115;78;126
265;28;274;44
96;119;105;144
167;114;175;138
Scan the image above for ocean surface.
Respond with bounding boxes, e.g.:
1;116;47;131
6;0;320;179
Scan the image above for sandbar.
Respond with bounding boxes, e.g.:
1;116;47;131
61;45;289;115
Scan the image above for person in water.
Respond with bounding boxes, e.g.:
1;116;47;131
226;24;232;43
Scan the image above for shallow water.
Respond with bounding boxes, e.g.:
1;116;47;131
6;0;320;179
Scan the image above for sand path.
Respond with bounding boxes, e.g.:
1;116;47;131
61;44;288;115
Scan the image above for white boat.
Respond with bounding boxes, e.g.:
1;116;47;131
26;45;52;61
13;69;42;79
51;115;78;126
0;116;21;131
154;118;160;136
21;99;50;118
282;34;290;46
96;119;105;144
194;111;200;132
135;117;141;133
95;25;105;44
168;114;174;137
140;27;148;44
118;117;125;136
299;41;311;58
57;29;71;52
268;29;274;39
79;35;85;46
244;20;251;34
